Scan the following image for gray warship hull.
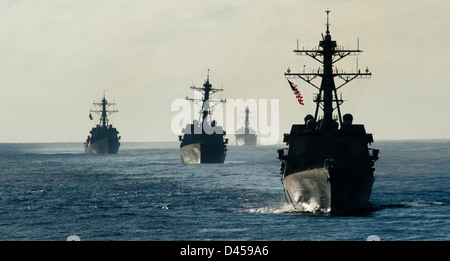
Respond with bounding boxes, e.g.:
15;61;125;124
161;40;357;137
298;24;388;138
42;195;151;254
180;141;226;164
278;124;378;214
84;138;120;154
282;161;374;214
235;134;257;146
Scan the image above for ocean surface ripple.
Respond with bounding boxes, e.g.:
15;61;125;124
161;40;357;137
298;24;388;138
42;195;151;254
0;141;448;241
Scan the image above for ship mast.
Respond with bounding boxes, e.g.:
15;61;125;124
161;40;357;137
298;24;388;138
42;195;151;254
186;69;226;122
244;107;250;130
285;10;371;131
90;91;118;128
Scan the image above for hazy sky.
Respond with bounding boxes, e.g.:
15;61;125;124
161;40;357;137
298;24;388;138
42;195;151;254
0;0;449;143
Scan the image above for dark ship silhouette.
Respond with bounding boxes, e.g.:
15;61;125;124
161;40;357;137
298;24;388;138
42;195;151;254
179;70;228;163
84;92;120;154
235;107;257;146
278;11;379;214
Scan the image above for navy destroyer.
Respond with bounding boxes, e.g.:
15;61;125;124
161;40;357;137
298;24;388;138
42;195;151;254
178;70;228;163
278;11;379;214
235;107;257;146
84;93;121;154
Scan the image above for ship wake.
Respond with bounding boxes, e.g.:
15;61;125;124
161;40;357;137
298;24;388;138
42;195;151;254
248;202;330;216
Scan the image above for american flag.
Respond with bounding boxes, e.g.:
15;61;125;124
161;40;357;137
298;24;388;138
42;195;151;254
287;79;304;105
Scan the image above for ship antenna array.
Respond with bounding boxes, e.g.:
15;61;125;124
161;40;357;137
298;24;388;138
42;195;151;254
185;70;226;122
90;92;118;127
284;10;371;127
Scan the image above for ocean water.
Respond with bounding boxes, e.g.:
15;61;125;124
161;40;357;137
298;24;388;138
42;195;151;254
0;141;448;241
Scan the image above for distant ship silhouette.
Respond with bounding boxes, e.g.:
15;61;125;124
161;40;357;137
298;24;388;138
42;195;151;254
178;70;228;163
84;92;120;154
235;107;257;146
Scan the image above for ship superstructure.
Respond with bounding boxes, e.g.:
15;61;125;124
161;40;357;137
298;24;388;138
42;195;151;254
278;11;379;214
